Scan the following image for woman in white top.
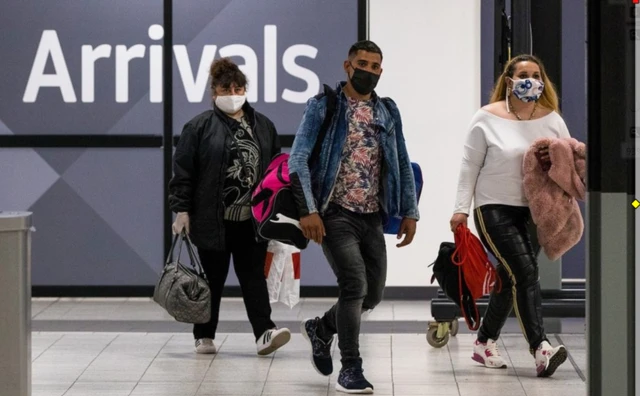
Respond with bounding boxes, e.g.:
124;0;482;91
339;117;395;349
450;55;569;378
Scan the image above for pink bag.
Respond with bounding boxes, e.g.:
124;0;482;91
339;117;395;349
251;153;309;249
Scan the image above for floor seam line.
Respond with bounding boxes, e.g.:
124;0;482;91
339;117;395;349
60;333;120;396
499;337;527;396
130;333;175;395
555;334;586;382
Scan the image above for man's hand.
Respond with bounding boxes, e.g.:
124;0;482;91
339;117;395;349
300;213;325;244
396;218;417;248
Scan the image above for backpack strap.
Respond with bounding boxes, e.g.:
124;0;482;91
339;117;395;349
309;84;337;167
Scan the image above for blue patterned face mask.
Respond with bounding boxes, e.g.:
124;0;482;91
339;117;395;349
509;78;544;102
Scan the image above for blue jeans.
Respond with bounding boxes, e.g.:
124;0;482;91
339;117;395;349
317;203;387;368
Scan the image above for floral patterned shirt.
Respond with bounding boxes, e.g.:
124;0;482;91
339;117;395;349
331;97;381;213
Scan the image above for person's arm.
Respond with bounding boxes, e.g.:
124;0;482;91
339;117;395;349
288;97;322;217
168;122;199;213
385;98;419;220
453;123;488;215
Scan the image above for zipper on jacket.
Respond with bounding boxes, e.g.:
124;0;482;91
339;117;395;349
323;162;342;214
321;116;344;214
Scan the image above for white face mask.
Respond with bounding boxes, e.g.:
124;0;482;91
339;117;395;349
215;94;246;114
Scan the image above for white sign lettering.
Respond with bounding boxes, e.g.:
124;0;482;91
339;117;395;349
23;24;320;104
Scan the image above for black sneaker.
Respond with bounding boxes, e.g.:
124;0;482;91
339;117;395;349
336;366;374;394
300;317;333;376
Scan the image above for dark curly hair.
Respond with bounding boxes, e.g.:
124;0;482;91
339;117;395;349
209;57;247;94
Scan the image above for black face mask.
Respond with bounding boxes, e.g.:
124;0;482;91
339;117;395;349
349;65;380;95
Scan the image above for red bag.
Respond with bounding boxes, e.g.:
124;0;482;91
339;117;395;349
452;224;501;329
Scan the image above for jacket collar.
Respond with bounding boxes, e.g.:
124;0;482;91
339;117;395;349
336;81;380;104
336;81;392;134
213;100;256;128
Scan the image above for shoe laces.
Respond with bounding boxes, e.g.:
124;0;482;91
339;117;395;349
314;335;332;356
341;366;365;381
537;341;553;356
485;340;501;358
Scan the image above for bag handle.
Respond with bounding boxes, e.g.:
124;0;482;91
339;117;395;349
182;232;208;281
165;233;182;266
165;231;208;282
452;225;485;267
451;224;499;330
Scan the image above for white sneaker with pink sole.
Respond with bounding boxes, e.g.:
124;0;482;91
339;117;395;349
535;340;567;377
472;338;508;369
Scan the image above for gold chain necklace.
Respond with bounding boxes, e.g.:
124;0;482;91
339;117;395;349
509;100;537;120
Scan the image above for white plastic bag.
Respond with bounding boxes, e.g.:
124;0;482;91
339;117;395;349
264;240;301;309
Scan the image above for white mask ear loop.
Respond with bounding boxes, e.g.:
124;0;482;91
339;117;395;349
506;85;511;113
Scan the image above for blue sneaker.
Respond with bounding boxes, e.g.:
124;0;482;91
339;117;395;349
336;366;374;394
300;318;333;376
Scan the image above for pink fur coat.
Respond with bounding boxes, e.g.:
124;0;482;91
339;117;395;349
522;137;586;261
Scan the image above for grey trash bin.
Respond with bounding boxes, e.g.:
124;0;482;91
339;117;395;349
0;211;33;396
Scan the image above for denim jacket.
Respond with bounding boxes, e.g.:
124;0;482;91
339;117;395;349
288;82;419;222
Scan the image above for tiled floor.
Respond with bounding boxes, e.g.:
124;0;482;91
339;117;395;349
31;298;587;396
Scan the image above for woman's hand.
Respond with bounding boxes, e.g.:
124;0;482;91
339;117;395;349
449;213;468;233
535;145;551;171
172;212;190;235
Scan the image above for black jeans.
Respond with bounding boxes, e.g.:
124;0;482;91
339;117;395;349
194;220;276;341
473;204;547;353
316;204;387;368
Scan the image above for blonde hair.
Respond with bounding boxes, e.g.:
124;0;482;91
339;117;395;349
489;54;560;113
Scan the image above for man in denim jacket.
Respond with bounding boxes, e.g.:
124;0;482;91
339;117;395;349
289;40;419;394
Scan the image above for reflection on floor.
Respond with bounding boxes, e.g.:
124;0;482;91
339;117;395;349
32;298;586;396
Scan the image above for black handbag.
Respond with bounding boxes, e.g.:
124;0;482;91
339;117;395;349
429;242;481;330
153;232;211;324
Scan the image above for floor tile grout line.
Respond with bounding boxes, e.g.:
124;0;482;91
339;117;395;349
390;334;395;396
31;299;58;320
32;332;66;363
446;341;462;396
194;334;227;396
555;334;586;382
60;332;120;396
128;333;175;396
259;336;277;396
499;337;528;396
36;298;75;321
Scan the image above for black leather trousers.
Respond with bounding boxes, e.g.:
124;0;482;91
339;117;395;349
473;204;548;354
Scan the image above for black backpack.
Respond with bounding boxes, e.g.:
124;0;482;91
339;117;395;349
430;242;481;330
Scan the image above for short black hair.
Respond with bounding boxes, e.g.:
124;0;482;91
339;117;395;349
348;40;383;61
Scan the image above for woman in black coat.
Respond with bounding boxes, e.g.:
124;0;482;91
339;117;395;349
169;58;290;355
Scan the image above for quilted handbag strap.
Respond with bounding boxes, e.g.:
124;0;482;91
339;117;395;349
165;232;208;282
183;233;208;281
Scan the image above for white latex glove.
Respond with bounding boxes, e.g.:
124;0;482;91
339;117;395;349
172;212;190;235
